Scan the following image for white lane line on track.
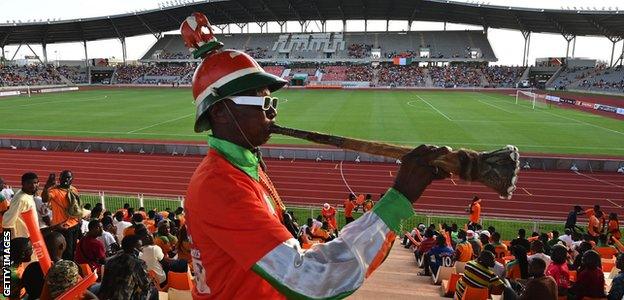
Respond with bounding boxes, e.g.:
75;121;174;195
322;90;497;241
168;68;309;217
522;187;533;196
126;113;194;134
416;95;453;121
607;199;622;208
574;171;624;190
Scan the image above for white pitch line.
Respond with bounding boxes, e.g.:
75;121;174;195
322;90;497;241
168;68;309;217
126;113;194;133
573;171;624;190
542;110;624;136
0;96;107;108
415;95;453;121
476;99;515;114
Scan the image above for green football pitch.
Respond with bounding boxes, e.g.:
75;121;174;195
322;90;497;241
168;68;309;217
1;88;623;156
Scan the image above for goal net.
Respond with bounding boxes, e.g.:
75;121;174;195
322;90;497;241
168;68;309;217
515;90;553;109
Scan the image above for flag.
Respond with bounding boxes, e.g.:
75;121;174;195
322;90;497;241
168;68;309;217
392;57;412;65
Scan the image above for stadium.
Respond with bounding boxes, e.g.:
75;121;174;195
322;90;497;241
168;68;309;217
0;0;623;298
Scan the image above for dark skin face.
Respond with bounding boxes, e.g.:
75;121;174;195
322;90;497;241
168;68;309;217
209;88;276;150
22;178;39;195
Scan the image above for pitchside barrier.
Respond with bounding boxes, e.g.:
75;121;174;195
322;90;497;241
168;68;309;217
0;84;80;97
1;137;623;172
76;190;567;241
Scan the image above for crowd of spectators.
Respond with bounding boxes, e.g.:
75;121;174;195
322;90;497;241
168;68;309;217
483;66;526;88
115;65;153;84
378;64;426;86
430;65;482;87
245;47;270;59
403;203;624;299
158;51;191;60
0;64;64;86
579;66;624;92
347;43;372;58
0;172;191;299
345;65;373;82
56;66;88;84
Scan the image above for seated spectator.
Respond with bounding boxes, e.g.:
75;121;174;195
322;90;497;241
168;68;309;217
145;210;157;233
484;244;506;278
490;232;508;260
74;219;106;273
479;231;491;247
455;229;474;263
608;213;621;242
608;253;624;300
124;213;146;237
547;230;560;249
154;220;178;257
528;240;551;266
504;258;558;300
511;228;531;252
416;228;436;261
22;231;66;299
114;211;132;242
43;260;97;299
98;234;157;299
421;235;454;276
139;229;188;288
176;224;191;263
558;228;574;249
455;250;504;299
571;241;593;270
506;245;529;280
100;222;120;256
8;237;33;298
546;244;570;296
570;250;606;299
467;230;482;258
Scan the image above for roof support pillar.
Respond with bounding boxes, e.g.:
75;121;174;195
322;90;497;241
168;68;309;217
321;20;326;32
364;20;367;32
257;22;267;33
42;42;48;64
10;43;22;61
25;44;43;64
572;36;577;58
606;37;623;67
1;46;4;61
83;40;89;68
563;34;574;59
407;20;412;31
236;23;246;34
443;22;447;31
216;24;227;34
619;42;624;67
277;21;286;33
343;20;347;33
120;37;127;65
386;20;389;32
521;31;531;67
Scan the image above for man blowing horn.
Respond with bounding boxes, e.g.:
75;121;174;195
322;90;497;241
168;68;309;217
182;12;450;299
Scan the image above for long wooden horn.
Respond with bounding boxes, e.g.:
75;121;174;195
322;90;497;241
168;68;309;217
270;124;520;199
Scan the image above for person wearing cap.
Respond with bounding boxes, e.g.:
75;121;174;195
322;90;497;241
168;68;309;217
321;203;337;234
468;195;481;226
181;12;451;299
466;230;482;258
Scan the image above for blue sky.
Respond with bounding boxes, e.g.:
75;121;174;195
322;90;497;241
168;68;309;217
1;0;622;65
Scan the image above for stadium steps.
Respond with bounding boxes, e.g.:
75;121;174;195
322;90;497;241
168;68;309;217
567;67;605;88
545;66;565;87
349;238;444;299
476;68;489;86
422;68;433;87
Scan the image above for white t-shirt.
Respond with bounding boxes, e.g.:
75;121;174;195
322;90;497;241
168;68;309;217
98;231;117;253
493;261;506;278
1;190;37;238
558;234;574;248
33;196;52;228
140;244;166;284
528;253;552;266
115;221;132;242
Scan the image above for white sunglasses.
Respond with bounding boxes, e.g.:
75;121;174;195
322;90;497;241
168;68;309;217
229;96;279;111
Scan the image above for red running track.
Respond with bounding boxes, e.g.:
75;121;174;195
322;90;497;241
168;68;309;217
1;149;623;221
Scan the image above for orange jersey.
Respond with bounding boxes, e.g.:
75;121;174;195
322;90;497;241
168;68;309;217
355;194;365;206
47;186;80;227
344;200;355;218
185;147;291;299
455;241;473;262
321;207;336;220
469;201;481;223
492;242;508;259
589;215;601;237
609;220;621;240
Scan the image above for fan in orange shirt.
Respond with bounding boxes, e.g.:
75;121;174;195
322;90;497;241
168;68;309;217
321;203;337;233
588;211;603;242
608;213;621;242
343;194;356;225
468;196;481;226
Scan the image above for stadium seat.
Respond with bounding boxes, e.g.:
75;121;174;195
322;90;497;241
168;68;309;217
461;285;489;300
149;270;168;292
168;270;193;290
168;288;193;300
441;273;461;297
602;260;615;272
432;265;456;285
404;232;420;251
56;271;97;300
608;267;620;279
596;247;617;259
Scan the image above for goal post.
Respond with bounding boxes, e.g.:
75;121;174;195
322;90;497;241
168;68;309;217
515;90;551;109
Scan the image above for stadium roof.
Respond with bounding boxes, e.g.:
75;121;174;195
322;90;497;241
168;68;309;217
1;0;623;46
